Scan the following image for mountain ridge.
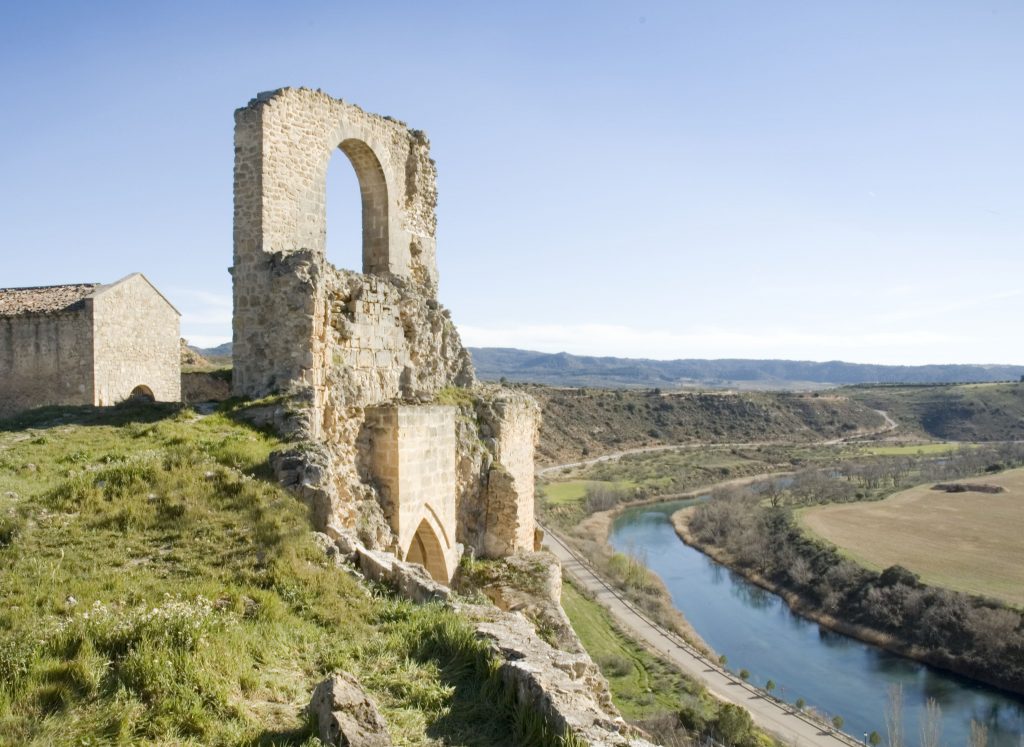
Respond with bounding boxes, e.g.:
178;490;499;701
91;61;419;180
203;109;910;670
469;347;1024;389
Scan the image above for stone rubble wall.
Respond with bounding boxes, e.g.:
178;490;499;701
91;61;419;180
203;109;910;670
325;267;473;411
453;386;541;558
0;309;94;418
477;391;541;556
91;274;180;405
313;530;659;747
232;248;325;402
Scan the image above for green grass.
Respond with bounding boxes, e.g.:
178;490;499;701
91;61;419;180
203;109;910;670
0;402;570;746
560;579;775;747
559;580;709;722
540;480;636;505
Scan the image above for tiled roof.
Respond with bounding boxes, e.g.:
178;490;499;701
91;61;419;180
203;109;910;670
0;283;99;317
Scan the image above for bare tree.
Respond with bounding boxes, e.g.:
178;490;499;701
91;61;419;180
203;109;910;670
919;698;942;747
789;555;814;586
885;684;903;747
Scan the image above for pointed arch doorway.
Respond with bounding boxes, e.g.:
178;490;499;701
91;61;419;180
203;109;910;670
405;518;449;582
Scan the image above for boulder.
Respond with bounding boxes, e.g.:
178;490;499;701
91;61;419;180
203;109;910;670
309;672;392;747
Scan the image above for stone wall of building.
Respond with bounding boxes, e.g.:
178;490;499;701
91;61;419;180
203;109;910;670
91;274;181;405
0;310;94;418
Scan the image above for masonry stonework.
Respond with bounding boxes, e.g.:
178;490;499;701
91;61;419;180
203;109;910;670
0;307;94;417
364;405;459;581
233;88;537;581
91;274;181;406
0;274;180;418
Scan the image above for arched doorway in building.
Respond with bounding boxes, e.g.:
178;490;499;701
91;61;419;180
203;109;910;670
405;518;448;582
128;385;155;402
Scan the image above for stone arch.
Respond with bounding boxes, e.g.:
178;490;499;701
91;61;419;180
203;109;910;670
127;385;155;402
232;88;442;399
405;518;448;582
332;138;389;275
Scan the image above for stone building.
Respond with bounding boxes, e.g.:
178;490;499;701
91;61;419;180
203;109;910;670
0;273;181;418
232;88;538;582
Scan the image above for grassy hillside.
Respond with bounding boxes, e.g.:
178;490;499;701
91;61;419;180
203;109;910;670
846;382;1024;441
0;403;560;746
529;385;886;464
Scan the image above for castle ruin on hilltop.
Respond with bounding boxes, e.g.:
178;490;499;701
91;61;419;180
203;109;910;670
231;88;539;581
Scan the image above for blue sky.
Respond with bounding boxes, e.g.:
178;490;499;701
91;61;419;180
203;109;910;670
2;1;1021;365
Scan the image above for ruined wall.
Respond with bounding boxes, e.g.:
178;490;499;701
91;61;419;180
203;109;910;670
91;274;181;405
325;269;472;411
0;310;93;418
233;87;448;402
234;88;536;575
455;389;541;558
364;404;460;581
480;393;541;556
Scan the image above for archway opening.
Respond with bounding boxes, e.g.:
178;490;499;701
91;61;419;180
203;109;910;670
405;518;448;583
324;149;363;272
324;139;389;275
128;385;155;402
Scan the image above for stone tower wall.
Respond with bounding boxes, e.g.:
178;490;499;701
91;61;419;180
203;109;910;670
232;87;442;400
234;88;537;578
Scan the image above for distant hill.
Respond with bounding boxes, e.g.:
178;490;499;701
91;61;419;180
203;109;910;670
193;341;233;358
528;384;888;464
847;383;1024;442
469;348;1024;389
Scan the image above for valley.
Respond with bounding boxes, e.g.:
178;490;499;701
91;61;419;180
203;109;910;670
534;381;1024;747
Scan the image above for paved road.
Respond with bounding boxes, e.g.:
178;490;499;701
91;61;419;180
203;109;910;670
544;528;861;747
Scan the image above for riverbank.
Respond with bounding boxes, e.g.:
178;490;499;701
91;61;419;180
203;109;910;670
563;471;796;653
671;507;1024;698
547;529;864;747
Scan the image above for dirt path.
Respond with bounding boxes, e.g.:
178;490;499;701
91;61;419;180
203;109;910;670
544;528;860;747
537;409;898;477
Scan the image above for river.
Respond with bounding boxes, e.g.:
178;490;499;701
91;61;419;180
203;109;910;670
609;498;1024;747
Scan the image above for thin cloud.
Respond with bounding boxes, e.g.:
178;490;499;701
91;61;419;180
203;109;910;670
172;288;232;345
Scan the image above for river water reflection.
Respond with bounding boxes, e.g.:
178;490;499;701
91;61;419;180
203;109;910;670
609;499;1024;747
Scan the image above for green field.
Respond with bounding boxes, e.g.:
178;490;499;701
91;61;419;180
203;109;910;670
540;480;636;505
800;468;1024;607
0;403;563;746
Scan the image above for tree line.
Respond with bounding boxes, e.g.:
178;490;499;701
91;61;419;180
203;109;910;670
687;451;1024;695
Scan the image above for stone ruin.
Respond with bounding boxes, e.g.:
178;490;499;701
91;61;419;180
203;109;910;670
231;88;539;581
